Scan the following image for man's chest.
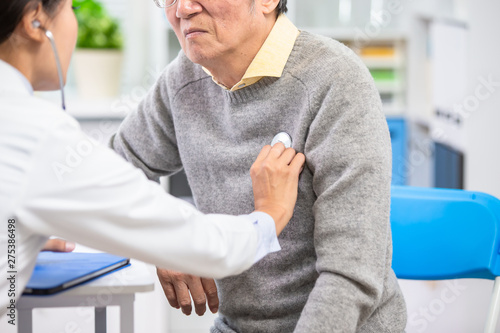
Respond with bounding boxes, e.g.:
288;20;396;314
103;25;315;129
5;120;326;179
169;82;313;212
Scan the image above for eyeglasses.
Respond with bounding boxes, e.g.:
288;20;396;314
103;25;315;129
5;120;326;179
153;0;178;8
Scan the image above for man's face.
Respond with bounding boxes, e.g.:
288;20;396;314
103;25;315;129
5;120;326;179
166;0;262;66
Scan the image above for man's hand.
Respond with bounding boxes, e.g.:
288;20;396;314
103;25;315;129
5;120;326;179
42;238;75;252
250;143;306;235
157;268;219;316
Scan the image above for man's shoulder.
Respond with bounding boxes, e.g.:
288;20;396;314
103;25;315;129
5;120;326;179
291;31;362;67
161;50;211;93
286;31;372;84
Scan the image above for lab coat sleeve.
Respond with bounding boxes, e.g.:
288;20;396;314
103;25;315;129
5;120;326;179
15;118;271;279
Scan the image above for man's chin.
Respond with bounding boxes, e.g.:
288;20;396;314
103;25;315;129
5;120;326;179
185;50;211;67
181;39;210;59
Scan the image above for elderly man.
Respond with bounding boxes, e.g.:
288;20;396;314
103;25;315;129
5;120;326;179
110;0;407;331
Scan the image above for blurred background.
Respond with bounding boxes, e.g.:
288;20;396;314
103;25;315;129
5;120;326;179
6;0;500;332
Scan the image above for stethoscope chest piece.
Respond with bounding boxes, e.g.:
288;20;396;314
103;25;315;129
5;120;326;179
271;132;292;149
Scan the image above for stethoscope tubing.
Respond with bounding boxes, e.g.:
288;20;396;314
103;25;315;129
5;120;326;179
44;29;66;111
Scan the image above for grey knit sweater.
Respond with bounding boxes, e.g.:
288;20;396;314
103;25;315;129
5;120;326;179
110;31;407;332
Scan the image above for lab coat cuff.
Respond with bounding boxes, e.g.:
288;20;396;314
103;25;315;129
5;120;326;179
243;211;281;263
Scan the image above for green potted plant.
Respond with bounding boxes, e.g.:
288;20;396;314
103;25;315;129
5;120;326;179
72;0;124;99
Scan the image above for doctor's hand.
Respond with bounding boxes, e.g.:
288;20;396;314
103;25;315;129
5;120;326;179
250;143;305;236
42;238;76;252
157;268;218;316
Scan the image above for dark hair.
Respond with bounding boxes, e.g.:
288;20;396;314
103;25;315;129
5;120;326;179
0;0;64;44
276;0;288;16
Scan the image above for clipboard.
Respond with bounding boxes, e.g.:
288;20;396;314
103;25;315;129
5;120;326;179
23;252;130;295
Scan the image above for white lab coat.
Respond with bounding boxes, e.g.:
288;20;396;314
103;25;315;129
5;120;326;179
0;60;279;317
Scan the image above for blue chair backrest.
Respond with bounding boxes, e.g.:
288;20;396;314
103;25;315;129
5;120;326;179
390;186;500;280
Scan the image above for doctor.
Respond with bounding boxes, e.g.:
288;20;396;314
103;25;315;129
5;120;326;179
0;0;305;318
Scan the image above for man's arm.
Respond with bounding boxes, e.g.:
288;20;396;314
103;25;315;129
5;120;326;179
109;68;182;182
294;77;393;332
109;65;216;315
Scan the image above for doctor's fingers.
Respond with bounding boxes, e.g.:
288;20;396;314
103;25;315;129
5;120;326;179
277;147;300;165
41;238;75;252
254;145;272;164
254;143;292;165
268;142;287;159
289;152;306;174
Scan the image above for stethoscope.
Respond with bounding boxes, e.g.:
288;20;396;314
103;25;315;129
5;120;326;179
32;20;66;111
271;132;292;148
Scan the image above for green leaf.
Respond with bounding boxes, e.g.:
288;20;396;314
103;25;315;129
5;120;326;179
73;0;123;49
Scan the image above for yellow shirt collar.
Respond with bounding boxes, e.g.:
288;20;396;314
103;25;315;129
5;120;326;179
203;14;299;92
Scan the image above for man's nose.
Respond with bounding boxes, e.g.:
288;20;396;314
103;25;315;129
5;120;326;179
176;0;203;19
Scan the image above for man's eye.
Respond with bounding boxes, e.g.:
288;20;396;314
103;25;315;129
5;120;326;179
72;6;80;11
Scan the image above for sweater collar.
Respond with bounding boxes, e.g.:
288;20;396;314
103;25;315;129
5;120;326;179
221;31;308;104
0;59;34;96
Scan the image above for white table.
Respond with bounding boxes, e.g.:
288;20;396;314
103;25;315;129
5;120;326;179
16;260;154;333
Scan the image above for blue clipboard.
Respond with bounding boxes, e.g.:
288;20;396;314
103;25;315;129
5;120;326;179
23;252;130;295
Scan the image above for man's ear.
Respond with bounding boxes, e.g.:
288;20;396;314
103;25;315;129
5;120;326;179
259;0;281;16
16;2;49;43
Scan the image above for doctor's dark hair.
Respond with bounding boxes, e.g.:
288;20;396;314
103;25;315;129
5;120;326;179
0;0;64;44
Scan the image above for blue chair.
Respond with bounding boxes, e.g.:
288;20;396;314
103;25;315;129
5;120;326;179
390;185;500;333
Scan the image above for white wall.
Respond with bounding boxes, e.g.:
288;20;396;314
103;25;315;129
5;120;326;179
463;0;500;197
